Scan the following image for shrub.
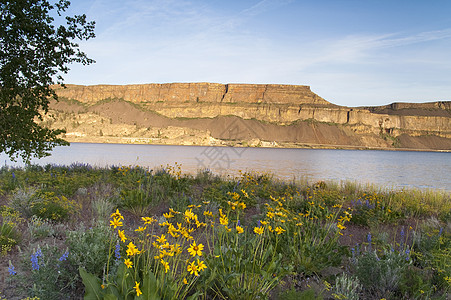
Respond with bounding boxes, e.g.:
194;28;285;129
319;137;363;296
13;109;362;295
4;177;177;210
205;222;292;300
91;197;116;222
25;245;78;300
412;223;451;295
27;216;56;240
80;209;207;299
30;191;79;222
264;196;350;275
354;247;412;298
8;187;37;218
66;221;115;278
349;192;401;226
119;188;153;215
0;206;23;255
332;273;362;300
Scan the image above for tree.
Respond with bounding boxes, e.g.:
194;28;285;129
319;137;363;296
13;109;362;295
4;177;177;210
0;0;95;161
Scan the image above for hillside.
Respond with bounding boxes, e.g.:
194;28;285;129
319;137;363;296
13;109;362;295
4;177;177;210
41;83;451;151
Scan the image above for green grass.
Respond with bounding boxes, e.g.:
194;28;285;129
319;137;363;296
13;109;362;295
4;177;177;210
0;165;449;299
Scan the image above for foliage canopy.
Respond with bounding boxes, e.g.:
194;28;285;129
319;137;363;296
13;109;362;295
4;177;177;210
0;0;95;161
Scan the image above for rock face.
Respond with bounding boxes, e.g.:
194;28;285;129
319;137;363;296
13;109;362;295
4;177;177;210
53;83;331;105
49;83;451;151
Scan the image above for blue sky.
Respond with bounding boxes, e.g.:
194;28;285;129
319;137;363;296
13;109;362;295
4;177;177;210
63;0;451;107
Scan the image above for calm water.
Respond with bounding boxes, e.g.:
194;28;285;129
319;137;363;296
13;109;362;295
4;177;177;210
1;143;450;191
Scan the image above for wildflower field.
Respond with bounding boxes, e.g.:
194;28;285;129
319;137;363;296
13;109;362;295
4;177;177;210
0;163;449;299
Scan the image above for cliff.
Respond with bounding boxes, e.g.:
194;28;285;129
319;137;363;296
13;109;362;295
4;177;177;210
53;83;331;105
45;83;451;151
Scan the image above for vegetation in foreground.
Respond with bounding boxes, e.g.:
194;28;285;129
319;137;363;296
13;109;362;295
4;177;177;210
0;163;449;300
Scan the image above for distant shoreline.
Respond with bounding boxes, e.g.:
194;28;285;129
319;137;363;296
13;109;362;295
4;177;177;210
64;138;451;153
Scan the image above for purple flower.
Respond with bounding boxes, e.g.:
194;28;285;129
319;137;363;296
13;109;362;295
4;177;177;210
31;252;40;271
59;250;69;262
8;262;16;275
367;233;372;243
35;248;42;257
115;242;121;260
400;228;405;246
405;249;410;261
11;172;15;179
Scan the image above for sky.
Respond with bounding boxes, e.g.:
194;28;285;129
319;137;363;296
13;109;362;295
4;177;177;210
62;0;451;107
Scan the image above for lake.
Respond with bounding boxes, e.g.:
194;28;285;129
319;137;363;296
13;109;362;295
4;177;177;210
1;143;450;191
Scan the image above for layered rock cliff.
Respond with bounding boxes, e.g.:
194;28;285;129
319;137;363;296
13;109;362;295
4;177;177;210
53;83;331;105
46;83;451;151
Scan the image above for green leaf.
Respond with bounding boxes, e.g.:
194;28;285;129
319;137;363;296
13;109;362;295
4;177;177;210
79;267;104;300
104;294;118;300
186;291;202;300
141;271;161;300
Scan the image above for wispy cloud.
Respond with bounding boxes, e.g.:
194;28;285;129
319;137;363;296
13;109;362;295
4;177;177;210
66;1;451;106
240;0;294;17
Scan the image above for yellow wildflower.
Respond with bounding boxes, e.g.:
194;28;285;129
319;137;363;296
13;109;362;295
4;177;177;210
337;223;346;230
160;259;170;273
228;201;237;210
203;210;213;217
156;234;167;244
196;220;206;228
197;259;207;272
183;278;188;284
219;215;228;226
158;221;169;227
254;226;264;235
135;226;146;232
230;192;240;200
173;243;182;254
134;281;142;296
124;258;133;268
126;242;139;256
236;225;244;234
118;230;127;242
160;249;173;258
184;209;196;222
110;218;123;229
274;226;285;235
142;216;156;224
168;225;180;238
110;209;124;220
154;253;164;260
169;208;180;214
238;202;246;209
187;261;199;276
187;204;201;208
187;241;204;257
163;212;174;219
